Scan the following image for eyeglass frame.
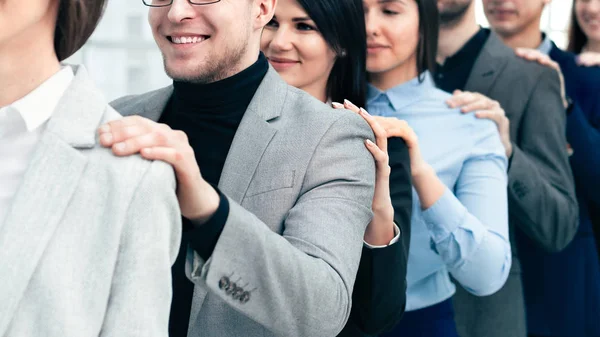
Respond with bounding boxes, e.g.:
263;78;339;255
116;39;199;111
142;0;221;7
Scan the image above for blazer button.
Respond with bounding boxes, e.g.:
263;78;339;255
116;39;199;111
218;276;230;290
225;282;237;295
239;291;251;304
232;287;245;300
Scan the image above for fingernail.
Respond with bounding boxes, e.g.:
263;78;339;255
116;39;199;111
98;125;111;133
100;133;113;144
365;139;375;146
344;99;355;107
332;102;344;108
114;142;126;152
359;108;371;116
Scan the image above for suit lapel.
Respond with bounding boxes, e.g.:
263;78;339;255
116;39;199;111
0;65;104;334
143;86;174;122
218;68;287;203
464;32;510;96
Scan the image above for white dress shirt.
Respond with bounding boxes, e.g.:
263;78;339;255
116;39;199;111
0;67;74;224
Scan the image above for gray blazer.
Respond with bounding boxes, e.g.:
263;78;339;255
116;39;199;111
0;66;182;337
112;68;376;337
452;32;579;337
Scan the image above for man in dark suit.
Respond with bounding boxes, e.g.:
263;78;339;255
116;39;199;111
484;0;600;336
434;1;579;336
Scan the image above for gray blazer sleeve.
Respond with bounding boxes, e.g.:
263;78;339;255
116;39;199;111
507;68;579;253
100;161;182;337
187;114;376;337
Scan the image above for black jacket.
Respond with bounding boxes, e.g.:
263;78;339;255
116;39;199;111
338;137;412;337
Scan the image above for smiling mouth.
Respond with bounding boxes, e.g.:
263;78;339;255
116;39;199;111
167;35;210;44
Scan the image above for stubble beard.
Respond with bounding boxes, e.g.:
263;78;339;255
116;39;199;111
163;29;251;84
438;0;472;29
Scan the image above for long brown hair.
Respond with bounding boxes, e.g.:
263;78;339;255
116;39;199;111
568;0;587;53
54;0;108;61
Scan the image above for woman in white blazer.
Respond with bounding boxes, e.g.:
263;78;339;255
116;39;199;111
0;1;181;336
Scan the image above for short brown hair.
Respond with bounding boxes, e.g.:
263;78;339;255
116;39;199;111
54;0;108;61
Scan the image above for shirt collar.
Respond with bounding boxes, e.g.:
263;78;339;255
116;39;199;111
9;66;74;132
537;33;553;56
367;71;436;111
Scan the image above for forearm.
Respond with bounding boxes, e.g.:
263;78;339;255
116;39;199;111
508;146;579;252
187;198;370;337
567;104;600;204
349;242;408;335
422;189;511;296
412;164;446;210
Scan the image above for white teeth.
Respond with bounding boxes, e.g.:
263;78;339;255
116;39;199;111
171;36;206;44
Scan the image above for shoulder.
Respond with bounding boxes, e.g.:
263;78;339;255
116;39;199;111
110;86;173;118
86;105;176;199
280;85;373;139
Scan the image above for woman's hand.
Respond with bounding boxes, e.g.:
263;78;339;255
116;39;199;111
369;115;428;178
332;100;395;245
447;90;513;158
577;52;600;67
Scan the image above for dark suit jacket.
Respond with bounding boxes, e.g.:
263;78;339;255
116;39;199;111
452;32;579;337
516;43;600;337
338;137;412;337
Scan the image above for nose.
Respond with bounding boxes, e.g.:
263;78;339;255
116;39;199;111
269;25;294;52
588;0;600;13
364;11;379;37
167;0;197;23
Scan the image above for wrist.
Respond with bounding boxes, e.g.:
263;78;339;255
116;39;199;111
412;162;433;181
506;143;513;158
189;182;221;225
364;217;396;246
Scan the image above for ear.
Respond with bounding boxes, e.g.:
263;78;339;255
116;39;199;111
252;0;277;30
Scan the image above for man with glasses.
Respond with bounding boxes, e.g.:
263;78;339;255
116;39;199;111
101;0;376;336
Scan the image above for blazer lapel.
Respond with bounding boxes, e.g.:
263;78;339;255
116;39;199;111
143;86;174;122
464;32;510;96
218;68;287;203
0;65;104;334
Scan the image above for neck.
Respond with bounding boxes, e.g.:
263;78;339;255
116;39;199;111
584;40;600;53
300;83;328;104
437;4;480;63
495;20;542;50
369;58;418;91
0;38;60;108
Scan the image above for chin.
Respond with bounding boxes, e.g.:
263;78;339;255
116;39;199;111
165;64;202;82
366;61;394;75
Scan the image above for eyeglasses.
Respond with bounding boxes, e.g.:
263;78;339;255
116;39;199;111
142;0;221;7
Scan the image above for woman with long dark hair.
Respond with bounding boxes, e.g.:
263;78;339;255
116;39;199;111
0;0;180;335
568;0;600;66
361;0;511;335
261;0;413;336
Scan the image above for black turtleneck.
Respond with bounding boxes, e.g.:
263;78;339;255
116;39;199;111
161;54;269;337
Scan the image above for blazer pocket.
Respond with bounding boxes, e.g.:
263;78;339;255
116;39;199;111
245;170;296;198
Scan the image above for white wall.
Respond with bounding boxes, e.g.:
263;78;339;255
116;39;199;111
70;0;574;100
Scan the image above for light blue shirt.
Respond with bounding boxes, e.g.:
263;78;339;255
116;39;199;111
367;72;512;311
538;33;553;55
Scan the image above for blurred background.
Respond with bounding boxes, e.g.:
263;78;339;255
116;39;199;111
66;0;575;101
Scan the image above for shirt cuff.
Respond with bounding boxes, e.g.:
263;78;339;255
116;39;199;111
187;187;230;261
363;222;401;249
421;187;466;243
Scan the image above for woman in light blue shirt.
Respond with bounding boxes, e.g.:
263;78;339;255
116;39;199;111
361;0;512;335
